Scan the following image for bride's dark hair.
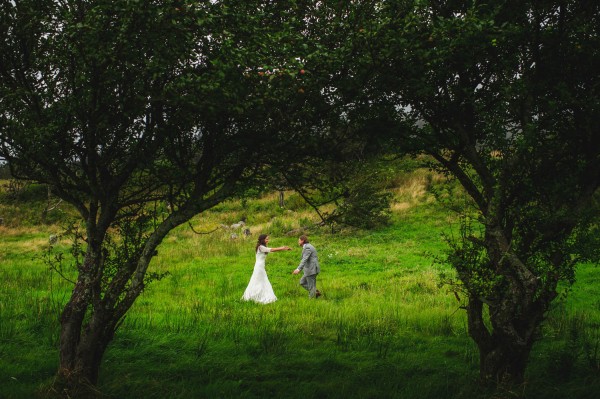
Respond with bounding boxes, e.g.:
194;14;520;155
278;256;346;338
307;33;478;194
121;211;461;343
256;234;268;252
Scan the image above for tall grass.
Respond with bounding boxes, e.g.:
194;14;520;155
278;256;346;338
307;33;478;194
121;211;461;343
1;171;599;398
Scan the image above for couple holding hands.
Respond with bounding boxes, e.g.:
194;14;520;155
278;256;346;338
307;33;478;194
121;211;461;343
242;234;321;304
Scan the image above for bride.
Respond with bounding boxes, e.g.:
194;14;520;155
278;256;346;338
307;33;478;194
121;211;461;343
242;234;291;304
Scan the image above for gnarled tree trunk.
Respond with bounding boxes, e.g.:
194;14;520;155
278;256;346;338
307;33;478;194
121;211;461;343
53;204;204;396
464;226;557;385
466;296;540;384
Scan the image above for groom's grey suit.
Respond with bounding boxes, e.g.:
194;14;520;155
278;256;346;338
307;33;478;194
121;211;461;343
296;243;320;298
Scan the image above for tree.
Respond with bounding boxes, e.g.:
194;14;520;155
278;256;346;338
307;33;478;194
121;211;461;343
0;0;342;394
267;0;396;231
362;0;600;385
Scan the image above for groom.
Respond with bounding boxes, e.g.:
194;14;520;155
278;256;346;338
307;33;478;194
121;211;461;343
292;235;321;298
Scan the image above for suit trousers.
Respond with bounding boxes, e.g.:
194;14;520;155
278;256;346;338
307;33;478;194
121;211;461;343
299;274;318;298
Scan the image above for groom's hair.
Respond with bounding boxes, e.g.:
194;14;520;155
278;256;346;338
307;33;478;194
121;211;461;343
299;235;309;244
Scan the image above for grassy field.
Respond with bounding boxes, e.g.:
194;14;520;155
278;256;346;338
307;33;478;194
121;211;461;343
1;171;599;399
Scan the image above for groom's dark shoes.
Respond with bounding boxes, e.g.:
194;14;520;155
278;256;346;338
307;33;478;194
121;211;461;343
316;290;322;298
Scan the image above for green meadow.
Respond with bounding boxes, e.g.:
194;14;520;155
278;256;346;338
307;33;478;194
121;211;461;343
1;170;599;398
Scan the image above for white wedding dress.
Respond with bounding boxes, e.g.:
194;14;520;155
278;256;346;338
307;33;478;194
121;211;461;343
241;245;277;304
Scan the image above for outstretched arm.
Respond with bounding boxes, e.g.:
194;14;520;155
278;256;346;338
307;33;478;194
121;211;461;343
270;246;291;252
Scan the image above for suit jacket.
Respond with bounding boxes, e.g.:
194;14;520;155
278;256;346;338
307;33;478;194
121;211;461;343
297;243;320;276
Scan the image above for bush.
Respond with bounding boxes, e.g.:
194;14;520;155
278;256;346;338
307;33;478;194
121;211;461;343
328;171;393;229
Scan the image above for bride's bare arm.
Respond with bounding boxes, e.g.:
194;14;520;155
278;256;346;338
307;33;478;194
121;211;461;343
270;246;292;252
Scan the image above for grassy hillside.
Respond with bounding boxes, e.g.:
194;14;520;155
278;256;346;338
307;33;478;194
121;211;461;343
0;170;599;399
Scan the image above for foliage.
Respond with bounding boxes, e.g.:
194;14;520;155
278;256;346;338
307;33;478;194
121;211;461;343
0;0;361;389
330;180;392;229
325;160;394;230
332;0;600;384
2;0;598;392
